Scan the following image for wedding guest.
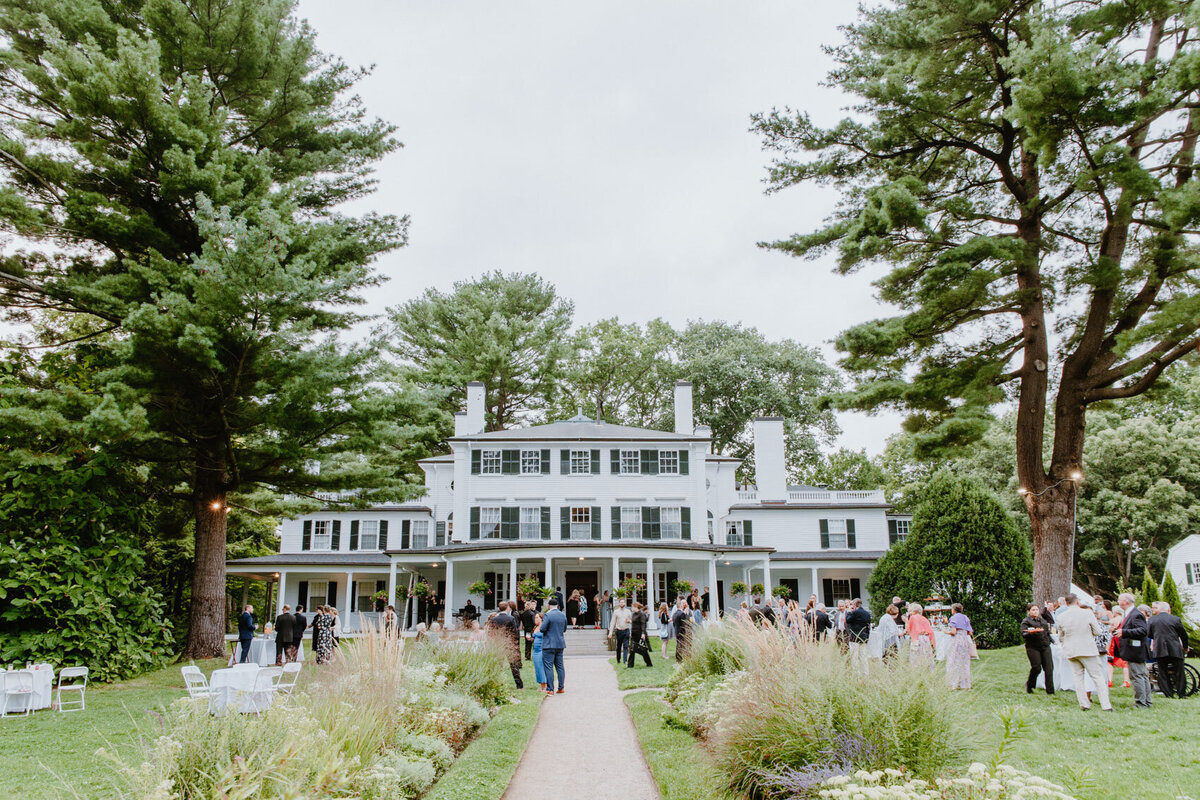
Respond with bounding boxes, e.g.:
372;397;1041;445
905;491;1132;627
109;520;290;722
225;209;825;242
540;598;568;694
330;606;342;648
532;612;547;691
578;591;588;628
891;597;906;626
701;586;711;620
567;590;581;629
291;604;307;662
1149;601;1189;698
273;605;295;665
382;604;397;634
945;603;973;689
521;600;537;660
627;602;653;668
845;598;872;675
737;601;749;621
1091;603;1112;685
415;622;428;642
878;605;901;661
807;603;833;640
600;590;612;629
313;605;335;664
1109;607;1130;688
1058;594;1112;711
593;590;604;629
466;618;486;643
486;600;524;689
691;592;703;624
672;598;694;662
1117;592;1152;708
905;603;936;668
1040;601;1056;628
657;602;673;657
237;604;255;663
608;597;633;663
1021;604;1054;694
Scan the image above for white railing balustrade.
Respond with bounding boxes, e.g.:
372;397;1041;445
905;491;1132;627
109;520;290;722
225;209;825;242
736;489;886;504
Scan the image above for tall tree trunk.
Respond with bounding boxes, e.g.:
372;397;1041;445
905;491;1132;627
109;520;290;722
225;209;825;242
183;459;230;658
1027;483;1076;603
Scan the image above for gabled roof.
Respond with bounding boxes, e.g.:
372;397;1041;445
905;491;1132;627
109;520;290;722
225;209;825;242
449;418;708;443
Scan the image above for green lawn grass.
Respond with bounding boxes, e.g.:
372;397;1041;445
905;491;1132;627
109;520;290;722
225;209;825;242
0;657;227;800
617;645;1200;800
611;637;679;689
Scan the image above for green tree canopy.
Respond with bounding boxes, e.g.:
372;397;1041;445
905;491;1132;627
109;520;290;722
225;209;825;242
867;471;1032;647
757;0;1200;602
389;271;574;432
0;0;424;656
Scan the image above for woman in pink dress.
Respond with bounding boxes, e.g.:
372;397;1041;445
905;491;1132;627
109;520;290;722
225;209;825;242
905;603;936;669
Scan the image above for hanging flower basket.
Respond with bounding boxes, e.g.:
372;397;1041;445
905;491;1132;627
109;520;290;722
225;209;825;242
671;578;697;598
615;576;646;599
468;580;492;596
772;585;791;599
730;581;749;597
411;581;431;599
750;582;765;598
396;584;410;600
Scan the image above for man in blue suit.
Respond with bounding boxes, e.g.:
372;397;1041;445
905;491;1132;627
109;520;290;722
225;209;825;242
237;604;255;663
539;597;568;694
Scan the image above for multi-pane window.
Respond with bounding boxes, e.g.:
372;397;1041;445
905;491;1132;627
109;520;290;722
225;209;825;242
1187;563;1200;585
569;449;592;474
309;581;328;608
661;507;682;539
829;579;852;603
620;449;640;474
726;520;745;547
892;519;910;542
825;519;848;549
480;449;501;474
411;520;429;549
570;506;591;539
312;520;332;550
357;585;375;613
520;507;541;539
658;450;679;474
520;449;541;474
358;520;380;550
621;506;642;539
480;507;501;539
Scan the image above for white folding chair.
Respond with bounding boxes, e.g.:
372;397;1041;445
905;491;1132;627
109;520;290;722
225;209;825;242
2;671;34;717
275;662;302;702
181;665;211;700
56;666;88;712
249;666;282;715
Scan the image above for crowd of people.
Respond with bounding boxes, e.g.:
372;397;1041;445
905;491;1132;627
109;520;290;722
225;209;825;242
235;602;344;666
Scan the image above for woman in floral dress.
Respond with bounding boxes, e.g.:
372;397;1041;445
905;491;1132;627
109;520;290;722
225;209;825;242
945;603;974;689
313;605;335;664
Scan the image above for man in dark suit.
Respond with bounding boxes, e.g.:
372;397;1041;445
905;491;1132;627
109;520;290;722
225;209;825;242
539;598;568;694
487;601;524;688
671;598;693;661
1117;593;1152;708
237;604;255;663
291;605;307;662
273;605;295;666
701;587;711;620
554;587;565;613
627;601;653;667
519;600;537;660
806;603;832;639
1150;601;1190;698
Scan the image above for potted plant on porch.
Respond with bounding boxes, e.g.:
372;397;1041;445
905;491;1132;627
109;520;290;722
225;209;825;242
517;574;552;604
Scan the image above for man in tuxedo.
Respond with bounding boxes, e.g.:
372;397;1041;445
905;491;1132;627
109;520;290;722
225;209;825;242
627;601;654;667
1149;601;1189;698
273;605;295;666
291;605;307;662
520;600;537;660
539;598;568;694
1117;592;1152;708
487;601;524;688
237;604;255;663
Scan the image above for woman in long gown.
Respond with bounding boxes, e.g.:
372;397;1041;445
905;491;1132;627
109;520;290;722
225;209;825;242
567;590;580;628
313;606;335;664
905;603;936;669
945;603;973;688
532;613;547;691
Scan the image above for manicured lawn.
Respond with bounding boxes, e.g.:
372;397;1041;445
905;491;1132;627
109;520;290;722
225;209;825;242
617;645;1200;800
0;657;227;800
425;660;543;800
625;690;729;800
611;637;678;689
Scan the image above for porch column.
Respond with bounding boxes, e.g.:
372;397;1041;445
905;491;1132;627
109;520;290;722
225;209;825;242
444;560;455;630
388;560;398;608
762;557;773;600
509;556;518;603
544;556;552;591
407;573;418;630
810;567;820;604
647;557;656;632
344;572;354;627
611;556;620;594
277;570;288;616
708;558;720;617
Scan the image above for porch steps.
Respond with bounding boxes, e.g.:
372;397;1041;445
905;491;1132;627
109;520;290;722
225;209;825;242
563;627;617;657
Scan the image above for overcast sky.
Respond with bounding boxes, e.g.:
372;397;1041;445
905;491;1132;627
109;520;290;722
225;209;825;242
296;0;904;454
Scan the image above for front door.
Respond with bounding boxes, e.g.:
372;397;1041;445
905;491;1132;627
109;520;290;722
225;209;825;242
564;570;598;625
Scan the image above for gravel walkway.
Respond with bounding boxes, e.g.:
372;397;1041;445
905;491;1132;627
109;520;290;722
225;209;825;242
503;656;659;799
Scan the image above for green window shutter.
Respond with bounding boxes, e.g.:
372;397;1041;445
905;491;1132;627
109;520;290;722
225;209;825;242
679;449;689;475
502;507;519;540
297;581;308;607
643;506;660;540
611;449;620;473
327;581;337;607
560;449;570;474
681;507;691;540
401;520;411;549
302;520;312;551
888;519;898;545
611;506;621;540
435;521;446;546
378;520;389;550
501;449;520;474
560;507;571;539
743;519;753;546
590;449;600;474
822;579;833;607
331;520;342;550
470;507;480;540
591;506;601;540
541;507;551;540
349;520;360;551
846;519;856;549
471;450;481;474
640;449;659;475
819;519;829;549
850;578;861;600
1187;563;1194;584
541;449;551;473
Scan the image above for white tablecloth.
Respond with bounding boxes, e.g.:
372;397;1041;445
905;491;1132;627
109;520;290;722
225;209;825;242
1035;644;1100;692
3;666;53;712
234;637;306;666
208;666;274;715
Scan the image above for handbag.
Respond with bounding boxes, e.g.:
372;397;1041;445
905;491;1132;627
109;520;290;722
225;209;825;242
968;635;978;659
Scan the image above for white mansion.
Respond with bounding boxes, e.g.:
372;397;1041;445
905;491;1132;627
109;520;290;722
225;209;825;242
228;382;911;630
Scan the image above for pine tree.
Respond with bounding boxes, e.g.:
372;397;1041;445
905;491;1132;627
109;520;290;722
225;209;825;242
1142;567;1161;606
1161;569;1185;618
0;0;426;656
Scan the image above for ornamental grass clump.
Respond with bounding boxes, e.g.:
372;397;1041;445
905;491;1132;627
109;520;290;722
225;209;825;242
671;620;971;800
